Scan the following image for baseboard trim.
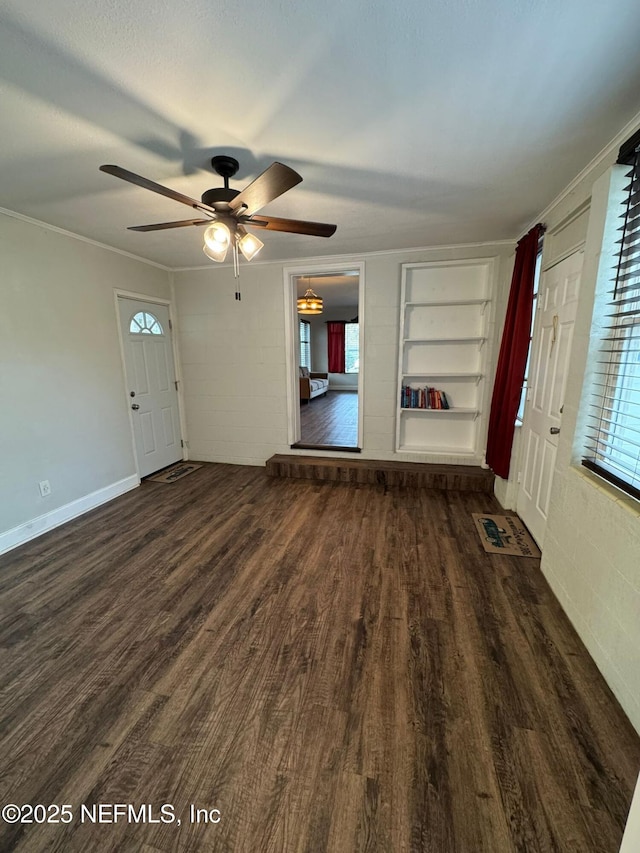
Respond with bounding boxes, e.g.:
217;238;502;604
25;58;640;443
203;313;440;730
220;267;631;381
0;475;140;555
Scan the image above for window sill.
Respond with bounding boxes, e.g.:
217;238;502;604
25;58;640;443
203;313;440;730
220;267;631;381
574;465;640;518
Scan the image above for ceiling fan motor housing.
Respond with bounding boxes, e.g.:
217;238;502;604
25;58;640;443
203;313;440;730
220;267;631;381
201;187;240;207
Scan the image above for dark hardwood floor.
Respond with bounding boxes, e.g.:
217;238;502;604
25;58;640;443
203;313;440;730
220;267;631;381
0;463;638;852
298;390;358;448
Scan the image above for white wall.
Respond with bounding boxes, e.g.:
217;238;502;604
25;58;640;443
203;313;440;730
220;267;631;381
309;305;359;390
494;134;640;733
173;263;289;466
173;242;514;466
0;213;172;552
621;773;640;853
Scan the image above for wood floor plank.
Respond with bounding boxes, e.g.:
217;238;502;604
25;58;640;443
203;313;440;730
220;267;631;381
0;462;637;852
298;390;358;448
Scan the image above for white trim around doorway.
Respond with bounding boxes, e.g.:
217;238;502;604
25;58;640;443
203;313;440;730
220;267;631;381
113;290;187;479
283;261;365;452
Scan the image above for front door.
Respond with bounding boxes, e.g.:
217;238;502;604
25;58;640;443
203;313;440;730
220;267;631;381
118;297;182;478
516;250;583;547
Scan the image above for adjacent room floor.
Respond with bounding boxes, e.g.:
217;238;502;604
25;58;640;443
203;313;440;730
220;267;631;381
0;463;638;852
299;390;358;449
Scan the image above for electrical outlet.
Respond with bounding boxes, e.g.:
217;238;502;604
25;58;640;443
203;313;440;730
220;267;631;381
38;480;51;497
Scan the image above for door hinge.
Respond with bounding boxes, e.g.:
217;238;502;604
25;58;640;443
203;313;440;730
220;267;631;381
169;318;173;330
174;380;179;390
517;471;522;483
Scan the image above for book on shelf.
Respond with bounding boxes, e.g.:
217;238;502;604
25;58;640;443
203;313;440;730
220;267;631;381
400;384;452;410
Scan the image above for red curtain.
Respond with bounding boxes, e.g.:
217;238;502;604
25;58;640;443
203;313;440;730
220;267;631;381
327;322;346;373
486;224;544;479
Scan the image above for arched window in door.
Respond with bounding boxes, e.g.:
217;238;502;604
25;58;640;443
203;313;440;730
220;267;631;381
129;311;164;335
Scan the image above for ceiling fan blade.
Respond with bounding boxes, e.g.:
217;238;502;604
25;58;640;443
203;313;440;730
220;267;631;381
229;162;302;216
128;219;212;232
100;165;216;215
247;214;337;237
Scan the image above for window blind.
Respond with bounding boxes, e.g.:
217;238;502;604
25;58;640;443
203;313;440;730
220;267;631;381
582;133;640;500
299;320;311;369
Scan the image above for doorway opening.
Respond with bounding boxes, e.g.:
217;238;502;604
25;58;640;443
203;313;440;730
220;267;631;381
284;263;364;451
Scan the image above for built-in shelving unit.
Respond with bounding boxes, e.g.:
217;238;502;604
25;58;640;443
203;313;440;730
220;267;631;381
396;259;495;459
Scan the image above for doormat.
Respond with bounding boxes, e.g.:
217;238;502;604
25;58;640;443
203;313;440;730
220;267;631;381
471;513;541;557
147;463;203;484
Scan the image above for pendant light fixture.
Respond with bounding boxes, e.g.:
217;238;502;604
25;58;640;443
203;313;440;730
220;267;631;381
297;277;324;315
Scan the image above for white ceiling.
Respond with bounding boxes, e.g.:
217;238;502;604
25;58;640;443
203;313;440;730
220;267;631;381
2;0;640;269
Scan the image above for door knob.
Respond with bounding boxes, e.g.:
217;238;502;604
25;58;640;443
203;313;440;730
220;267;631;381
550;427;560;435
131;403;140;410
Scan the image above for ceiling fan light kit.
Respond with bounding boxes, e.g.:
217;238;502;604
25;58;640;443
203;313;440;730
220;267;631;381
99;155;336;293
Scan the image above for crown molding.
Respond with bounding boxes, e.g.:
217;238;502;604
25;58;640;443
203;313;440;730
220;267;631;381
171;238;516;273
0;206;171;271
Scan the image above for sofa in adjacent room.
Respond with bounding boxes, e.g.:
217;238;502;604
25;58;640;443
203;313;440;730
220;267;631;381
299;366;329;402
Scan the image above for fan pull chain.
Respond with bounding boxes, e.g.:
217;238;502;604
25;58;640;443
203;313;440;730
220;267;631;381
233;244;241;300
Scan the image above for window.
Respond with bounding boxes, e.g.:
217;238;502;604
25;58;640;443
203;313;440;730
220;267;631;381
583;132;640;500
130;311;163;335
299;320;311;369
345;322;359;373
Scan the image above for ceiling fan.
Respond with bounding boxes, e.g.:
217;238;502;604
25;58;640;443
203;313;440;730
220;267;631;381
99;156;337;268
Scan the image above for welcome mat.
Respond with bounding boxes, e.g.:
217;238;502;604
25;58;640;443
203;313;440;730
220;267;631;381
472;513;541;557
148;462;203;484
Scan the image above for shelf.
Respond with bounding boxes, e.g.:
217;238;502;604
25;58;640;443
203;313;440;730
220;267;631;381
406;298;490;308
402;372;483;381
398;444;477;456
404;336;486;346
400;406;479;418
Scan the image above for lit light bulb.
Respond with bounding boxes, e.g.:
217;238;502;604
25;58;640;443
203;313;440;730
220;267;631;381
238;230;264;261
203;222;230;262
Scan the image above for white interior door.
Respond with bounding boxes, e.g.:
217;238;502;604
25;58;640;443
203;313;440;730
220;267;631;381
516;250;583;547
118;297;182;478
